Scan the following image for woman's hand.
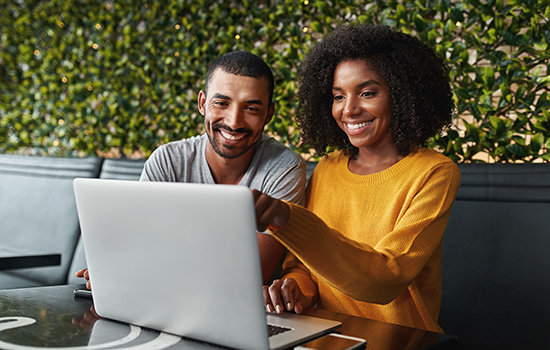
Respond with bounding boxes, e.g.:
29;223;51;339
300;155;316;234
252;190;291;232
75;268;91;290
263;278;308;314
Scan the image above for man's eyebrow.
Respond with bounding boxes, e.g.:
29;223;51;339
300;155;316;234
211;94;264;106
212;93;231;100
245;99;264;105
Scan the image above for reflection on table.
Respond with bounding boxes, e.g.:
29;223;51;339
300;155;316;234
0;285;457;350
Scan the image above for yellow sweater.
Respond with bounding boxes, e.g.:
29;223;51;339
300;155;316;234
271;148;460;332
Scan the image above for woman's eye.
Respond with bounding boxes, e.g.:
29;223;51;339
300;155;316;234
333;95;344;101
361;91;376;98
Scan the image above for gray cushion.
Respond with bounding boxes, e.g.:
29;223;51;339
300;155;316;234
0;155;102;289
99;158;146;180
305;161;317;183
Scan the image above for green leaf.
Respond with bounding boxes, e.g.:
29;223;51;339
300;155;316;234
506;143;530;157
358;15;369;24
531;133;544;152
310;21;323;32
490;115;501;129
482;66;495;87
534;42;548;51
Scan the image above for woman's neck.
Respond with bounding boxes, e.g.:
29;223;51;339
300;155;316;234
348;146;405;175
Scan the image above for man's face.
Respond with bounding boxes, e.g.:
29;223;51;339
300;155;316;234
198;69;273;159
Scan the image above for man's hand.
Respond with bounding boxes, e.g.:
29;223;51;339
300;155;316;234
75;268;91;290
263;278;308;314
72;305;101;333
252;190;291;232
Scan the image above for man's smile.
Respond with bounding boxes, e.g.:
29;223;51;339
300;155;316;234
219;128;246;141
213;124;252;143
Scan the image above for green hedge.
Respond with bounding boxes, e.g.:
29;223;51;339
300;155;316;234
0;0;549;162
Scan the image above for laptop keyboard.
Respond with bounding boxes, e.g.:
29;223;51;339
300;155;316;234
267;323;293;337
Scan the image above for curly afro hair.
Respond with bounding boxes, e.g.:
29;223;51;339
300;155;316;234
296;24;454;158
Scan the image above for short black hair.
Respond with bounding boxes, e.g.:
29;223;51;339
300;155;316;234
296;24;454;158
205;51;275;105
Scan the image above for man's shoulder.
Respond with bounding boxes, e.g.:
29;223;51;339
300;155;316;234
258;134;303;164
248;135;306;202
152;134;206;156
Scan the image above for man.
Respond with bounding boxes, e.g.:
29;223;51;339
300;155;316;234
76;51;306;287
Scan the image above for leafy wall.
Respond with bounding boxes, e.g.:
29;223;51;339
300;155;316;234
0;0;549;162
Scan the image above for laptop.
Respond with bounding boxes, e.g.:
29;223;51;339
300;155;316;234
73;178;341;350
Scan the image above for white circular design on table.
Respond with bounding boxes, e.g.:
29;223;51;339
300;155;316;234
0;317;181;349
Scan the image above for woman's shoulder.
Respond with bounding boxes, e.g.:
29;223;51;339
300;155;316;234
408;148;460;178
410;147;456;165
317;150;347;169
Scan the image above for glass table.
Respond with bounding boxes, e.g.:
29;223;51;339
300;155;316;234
0;284;457;350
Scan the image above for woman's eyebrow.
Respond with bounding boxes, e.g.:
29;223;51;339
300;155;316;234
332;79;381;90
357;80;381;88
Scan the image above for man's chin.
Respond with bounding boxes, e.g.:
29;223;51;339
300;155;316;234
208;133;260;160
212;143;249;159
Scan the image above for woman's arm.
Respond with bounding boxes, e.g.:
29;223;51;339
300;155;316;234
254;164;460;305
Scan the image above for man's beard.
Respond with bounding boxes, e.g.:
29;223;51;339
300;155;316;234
206;122;259;159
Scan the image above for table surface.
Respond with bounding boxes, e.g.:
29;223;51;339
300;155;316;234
0;285;457;350
0;247;61;270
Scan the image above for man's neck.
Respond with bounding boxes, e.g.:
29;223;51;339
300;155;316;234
205;144;256;185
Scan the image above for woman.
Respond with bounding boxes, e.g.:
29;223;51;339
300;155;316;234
253;24;461;333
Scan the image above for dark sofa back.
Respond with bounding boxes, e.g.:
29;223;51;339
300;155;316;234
439;163;550;349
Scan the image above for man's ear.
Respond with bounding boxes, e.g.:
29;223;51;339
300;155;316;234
264;103;275;126
198;90;206;116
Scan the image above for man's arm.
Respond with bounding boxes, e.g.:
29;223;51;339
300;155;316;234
256;157;306;284
257;234;286;284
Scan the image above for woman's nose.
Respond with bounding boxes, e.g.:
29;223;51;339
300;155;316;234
343;96;361;117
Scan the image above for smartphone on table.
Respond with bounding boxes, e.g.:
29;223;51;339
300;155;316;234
73;288;93;299
295;333;366;350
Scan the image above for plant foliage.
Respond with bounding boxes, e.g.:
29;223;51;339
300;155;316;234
0;0;549;162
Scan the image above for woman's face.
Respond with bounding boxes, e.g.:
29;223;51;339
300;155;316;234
331;59;394;154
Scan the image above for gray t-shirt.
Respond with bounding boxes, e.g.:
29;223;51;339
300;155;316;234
140;134;306;206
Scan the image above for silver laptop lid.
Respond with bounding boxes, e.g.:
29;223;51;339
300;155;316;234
74;178;270;350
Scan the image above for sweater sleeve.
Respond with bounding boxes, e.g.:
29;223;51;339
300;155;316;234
271;162;460;305
279;252;318;309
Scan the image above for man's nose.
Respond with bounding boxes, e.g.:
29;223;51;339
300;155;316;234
225;106;246;129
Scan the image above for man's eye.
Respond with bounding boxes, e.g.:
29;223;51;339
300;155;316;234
214;101;228;107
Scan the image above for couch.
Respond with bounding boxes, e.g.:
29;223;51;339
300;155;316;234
0;155;146;289
439;163;550;349
2;155;548;349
